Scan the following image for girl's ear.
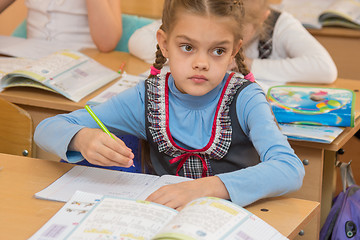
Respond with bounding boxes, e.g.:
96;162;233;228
262;9;271;22
156;29;169;58
231;39;243;59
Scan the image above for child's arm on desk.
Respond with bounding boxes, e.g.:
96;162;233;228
69;127;134;167
146;176;230;211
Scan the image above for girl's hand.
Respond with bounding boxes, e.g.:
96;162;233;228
70;127;134;167
145;176;230;211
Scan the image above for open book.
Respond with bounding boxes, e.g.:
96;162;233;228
0;57;34;79
87;72;144;105
35;165;191;202
0;35;85;59
30;191;287;240
272;0;360;29
0;50;120;102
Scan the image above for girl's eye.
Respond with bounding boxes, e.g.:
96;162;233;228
213;48;225;56
180;44;193;52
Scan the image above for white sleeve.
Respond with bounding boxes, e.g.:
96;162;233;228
128;19;162;64
251;12;338;84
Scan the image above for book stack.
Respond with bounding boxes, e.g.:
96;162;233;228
267;85;355;143
272;0;360;30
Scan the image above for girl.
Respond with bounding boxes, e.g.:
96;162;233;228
34;0;304;210
26;0;122;52
239;0;337;86
128;0;337;89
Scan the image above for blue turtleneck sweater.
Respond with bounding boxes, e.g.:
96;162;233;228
34;73;304;206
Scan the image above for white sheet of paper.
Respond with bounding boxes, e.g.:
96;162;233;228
87;73;144;105
35;165;190;202
35;166;160;202
271;0;335;29
0;35;85;59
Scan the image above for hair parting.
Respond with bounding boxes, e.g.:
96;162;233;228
149;0;251;78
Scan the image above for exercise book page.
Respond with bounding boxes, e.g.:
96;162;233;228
65;196;177;240
35;165;160;202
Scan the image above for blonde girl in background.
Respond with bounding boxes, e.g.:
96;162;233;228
128;0;337;91
239;0;337;88
25;0;122;52
34;0;304;210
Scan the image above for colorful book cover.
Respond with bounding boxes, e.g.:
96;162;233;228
267;86;355;127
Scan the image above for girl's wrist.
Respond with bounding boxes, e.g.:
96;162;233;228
198;176;230;199
69;128;88;152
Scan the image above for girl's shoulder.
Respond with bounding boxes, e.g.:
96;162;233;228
228;72;265;98
274;11;305;30
272;10;309;40
229;72;264;91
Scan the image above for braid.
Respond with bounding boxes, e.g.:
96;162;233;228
148;44;167;78
234;47;250;76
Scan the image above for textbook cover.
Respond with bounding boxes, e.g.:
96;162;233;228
267;86;355;127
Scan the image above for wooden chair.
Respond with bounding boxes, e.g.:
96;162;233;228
0;97;33;157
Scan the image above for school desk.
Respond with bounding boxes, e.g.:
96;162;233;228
0;49;359;239
0;49;150;160
0;153;319;240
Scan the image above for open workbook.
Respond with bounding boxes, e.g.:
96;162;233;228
0;50;120;102
273;0;360;29
30;191;287;240
35;165;192;202
87;72;144;105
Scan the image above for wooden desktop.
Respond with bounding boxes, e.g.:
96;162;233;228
0;153;319;239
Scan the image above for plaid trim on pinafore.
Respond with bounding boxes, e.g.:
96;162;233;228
145;72;249;179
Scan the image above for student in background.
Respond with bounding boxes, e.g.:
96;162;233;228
24;0;122;52
237;0;337;86
128;0;337;89
34;0;304;210
0;0;15;13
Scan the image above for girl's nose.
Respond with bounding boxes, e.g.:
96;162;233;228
193;52;209;71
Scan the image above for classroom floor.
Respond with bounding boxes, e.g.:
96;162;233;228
335;135;360;195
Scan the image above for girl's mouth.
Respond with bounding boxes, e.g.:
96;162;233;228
190;75;208;83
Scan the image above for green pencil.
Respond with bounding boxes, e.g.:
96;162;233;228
85;105;135;167
85;105;115;140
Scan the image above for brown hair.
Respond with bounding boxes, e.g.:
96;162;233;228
149;0;250;78
243;0;271;40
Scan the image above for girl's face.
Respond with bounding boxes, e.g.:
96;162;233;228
242;23;257;48
242;8;271;48
157;12;242;96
